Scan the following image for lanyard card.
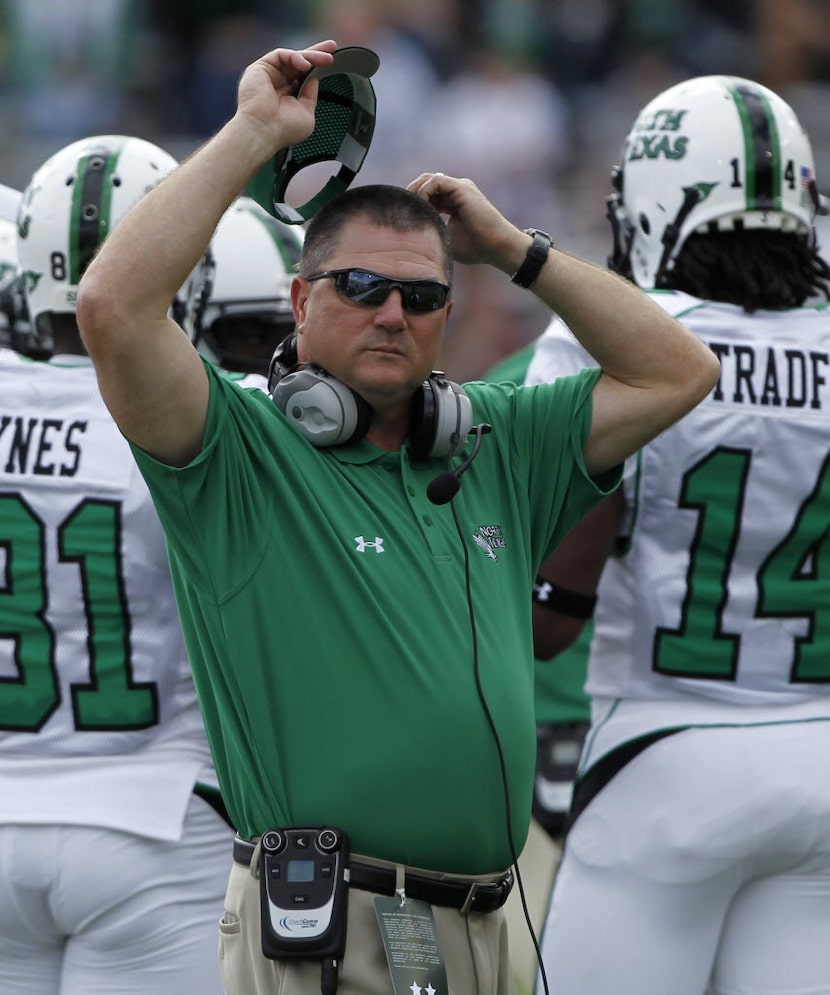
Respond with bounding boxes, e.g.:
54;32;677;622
374;895;449;995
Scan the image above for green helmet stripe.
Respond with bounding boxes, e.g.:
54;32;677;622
69;146;121;284
727;80;781;212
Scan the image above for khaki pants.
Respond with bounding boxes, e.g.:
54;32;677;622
219;853;517;994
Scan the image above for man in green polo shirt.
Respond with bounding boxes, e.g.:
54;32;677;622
76;38;719;995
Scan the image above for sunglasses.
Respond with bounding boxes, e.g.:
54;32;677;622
307;268;450;314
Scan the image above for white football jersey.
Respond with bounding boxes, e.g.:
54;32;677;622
0;350;220;839
527;291;830;722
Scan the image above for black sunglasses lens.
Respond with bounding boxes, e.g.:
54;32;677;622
403;284;447;312
337;271;390;306
335;271;447;313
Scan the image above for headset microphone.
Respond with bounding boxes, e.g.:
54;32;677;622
427;423;492;505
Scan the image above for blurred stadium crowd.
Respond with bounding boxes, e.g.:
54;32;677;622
1;0;828;382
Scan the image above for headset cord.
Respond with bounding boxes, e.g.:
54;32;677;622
450;500;551;995
321;957;338;995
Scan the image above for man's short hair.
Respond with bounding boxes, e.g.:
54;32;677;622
299;184;453;284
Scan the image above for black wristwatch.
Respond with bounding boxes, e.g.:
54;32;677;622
510;228;553;288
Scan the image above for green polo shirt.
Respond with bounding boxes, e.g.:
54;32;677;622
132;361;617;873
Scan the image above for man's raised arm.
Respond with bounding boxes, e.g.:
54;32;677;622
77;41;337;466
407;172;721;476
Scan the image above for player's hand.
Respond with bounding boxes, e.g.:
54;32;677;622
406;172;525;273
236;40;337;149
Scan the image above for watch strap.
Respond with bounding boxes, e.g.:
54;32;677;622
511;228;552;288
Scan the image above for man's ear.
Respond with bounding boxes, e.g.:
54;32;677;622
291;275;310;326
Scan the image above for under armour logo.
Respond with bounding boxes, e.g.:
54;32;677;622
354;536;385;553
534;580;553;602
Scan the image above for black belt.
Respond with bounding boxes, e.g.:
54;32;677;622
233;835;513;914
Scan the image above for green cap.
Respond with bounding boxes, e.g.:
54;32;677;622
246;46;380;225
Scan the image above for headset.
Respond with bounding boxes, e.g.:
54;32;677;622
267;332;473;460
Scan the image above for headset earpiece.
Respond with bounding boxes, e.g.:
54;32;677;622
269;331;372;447
409;373;473;460
272;366;373;447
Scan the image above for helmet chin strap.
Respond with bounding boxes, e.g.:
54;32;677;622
605;177;702;288
654;185;705;288
606;165;635;278
605;189;633;277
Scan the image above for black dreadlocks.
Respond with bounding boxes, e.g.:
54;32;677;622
665;229;830;313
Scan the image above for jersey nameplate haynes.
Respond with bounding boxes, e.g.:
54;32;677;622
0;415;88;477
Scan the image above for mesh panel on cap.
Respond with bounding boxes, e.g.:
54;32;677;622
293;77;355;162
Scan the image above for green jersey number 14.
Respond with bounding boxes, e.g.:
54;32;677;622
654;446;830;683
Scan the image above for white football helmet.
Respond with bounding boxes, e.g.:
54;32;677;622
608;75;820;289
193;196;302;375
16;135;185;343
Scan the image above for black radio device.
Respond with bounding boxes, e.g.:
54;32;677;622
258;825;350;960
